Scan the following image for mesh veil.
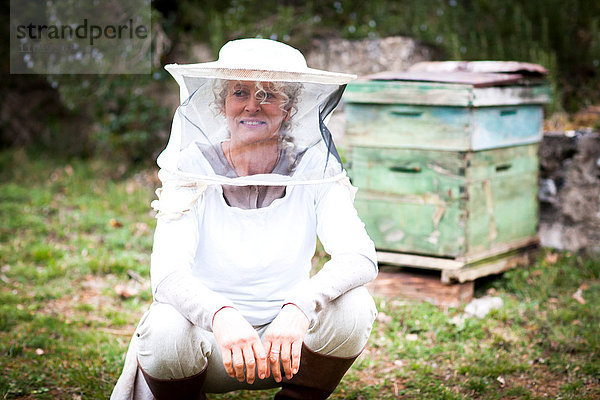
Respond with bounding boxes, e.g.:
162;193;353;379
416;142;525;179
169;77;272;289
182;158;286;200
156;76;347;188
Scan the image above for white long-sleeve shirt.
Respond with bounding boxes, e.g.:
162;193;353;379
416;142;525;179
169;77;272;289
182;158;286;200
150;146;378;329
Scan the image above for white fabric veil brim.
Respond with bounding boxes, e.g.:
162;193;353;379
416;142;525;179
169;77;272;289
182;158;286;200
165;64;356;102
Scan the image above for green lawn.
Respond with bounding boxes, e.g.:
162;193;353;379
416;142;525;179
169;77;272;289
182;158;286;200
1;150;598;399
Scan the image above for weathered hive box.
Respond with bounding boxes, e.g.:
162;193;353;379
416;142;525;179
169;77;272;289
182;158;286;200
352;144;538;257
344;70;550;151
344;68;550;262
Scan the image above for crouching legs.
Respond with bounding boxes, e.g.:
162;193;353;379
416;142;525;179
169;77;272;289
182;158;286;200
275;286;377;399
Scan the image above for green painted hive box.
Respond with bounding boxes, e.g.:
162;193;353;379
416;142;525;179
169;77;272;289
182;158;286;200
344;71;551;151
344;68;549;259
351;144;538;257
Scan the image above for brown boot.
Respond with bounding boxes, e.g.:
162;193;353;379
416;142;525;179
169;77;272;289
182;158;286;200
139;361;207;400
274;344;359;400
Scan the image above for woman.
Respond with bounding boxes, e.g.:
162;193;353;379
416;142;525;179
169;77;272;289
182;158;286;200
111;38;378;400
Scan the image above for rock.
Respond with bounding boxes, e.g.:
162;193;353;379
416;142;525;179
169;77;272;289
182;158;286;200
538;178;557;203
464;296;503;318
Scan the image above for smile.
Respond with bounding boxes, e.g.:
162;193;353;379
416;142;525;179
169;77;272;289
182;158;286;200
240;120;266;126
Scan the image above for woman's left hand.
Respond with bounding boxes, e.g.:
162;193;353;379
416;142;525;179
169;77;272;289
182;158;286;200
263;304;310;382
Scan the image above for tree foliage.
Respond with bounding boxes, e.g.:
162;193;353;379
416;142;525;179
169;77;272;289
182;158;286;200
2;0;599;161
160;0;598;112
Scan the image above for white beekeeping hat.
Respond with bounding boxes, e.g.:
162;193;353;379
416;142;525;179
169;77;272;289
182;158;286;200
153;38;357;214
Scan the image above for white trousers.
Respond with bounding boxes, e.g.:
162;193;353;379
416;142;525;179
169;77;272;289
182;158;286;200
135;286;376;394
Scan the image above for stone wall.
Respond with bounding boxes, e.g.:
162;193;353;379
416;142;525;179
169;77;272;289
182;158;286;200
538;131;600;253
305;36;438;77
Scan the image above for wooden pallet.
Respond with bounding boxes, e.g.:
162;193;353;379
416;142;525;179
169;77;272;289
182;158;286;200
367;240;539;307
377;237;539;283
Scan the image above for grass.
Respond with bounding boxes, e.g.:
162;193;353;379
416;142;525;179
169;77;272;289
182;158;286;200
0;149;599;399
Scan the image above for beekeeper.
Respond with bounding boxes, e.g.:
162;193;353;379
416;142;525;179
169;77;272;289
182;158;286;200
111;38;378;400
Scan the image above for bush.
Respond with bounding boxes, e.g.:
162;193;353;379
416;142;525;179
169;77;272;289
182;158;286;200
51;75;171;164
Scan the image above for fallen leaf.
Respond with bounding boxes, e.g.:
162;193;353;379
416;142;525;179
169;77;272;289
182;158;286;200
376;312;393;324
545;252;559;264
109;218;123;228
114;283;139;299
572;288;586;304
134;222;151;236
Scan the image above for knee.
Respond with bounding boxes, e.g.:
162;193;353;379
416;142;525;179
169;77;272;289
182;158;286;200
305;286;377;357
331;286;377;340
136;303;208;379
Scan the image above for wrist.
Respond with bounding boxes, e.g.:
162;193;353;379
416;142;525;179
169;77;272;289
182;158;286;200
212;305;236;326
282;302;301;313
282;303;309;323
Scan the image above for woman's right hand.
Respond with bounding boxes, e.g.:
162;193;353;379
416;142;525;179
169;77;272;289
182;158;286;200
212;307;268;384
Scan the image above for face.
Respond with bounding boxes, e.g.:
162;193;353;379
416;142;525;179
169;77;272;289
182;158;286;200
223;81;290;145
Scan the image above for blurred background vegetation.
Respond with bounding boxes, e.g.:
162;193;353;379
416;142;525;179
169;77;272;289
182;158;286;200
1;0;599;164
2;3;599;397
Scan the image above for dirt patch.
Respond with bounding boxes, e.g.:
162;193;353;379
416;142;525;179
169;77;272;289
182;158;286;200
40;274;147;335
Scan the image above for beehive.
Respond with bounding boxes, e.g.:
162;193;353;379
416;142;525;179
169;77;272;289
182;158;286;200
344;69;550;262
